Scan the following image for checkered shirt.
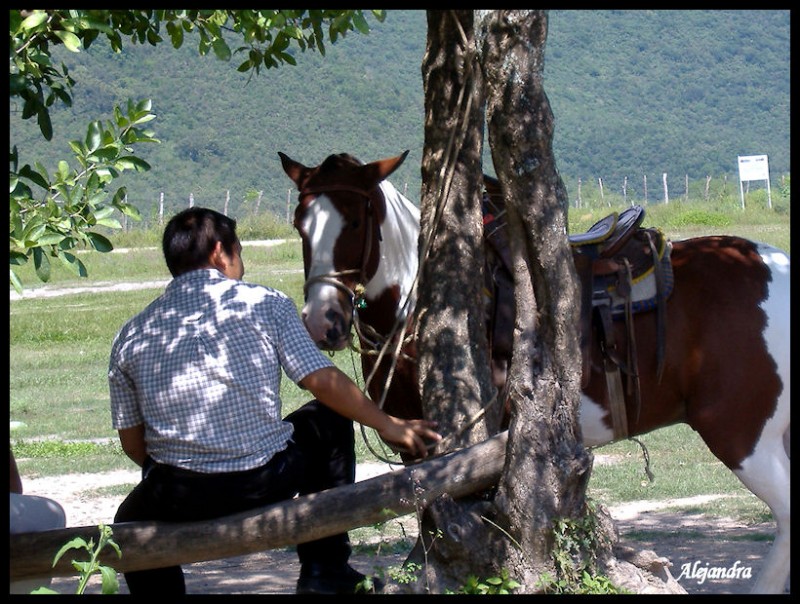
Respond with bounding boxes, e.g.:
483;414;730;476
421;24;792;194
108;268;334;473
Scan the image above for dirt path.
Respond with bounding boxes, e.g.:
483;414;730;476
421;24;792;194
24;466;777;595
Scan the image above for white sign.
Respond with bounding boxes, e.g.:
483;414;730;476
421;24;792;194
738;154;770;182
737;154;771;209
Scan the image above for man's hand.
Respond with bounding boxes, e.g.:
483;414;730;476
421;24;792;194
377;416;441;459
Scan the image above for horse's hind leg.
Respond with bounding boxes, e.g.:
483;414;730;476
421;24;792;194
733;430;790;594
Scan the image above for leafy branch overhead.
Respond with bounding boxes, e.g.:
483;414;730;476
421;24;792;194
9;9;384;292
9;99;156;293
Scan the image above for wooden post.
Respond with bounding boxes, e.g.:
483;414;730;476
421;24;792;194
684;174;689;201
287;189;292;223
256;190;263;214
598;177;605;205
662;173;669;204
643;174;648;205
10;433;508;580
704;175;711;200
189;193;194;208
223;190;230;215
623;176;628;206
159;192;164;225
577;178;582;208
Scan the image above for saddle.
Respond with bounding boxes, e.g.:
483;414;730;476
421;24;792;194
482;189;673;441
570;206;672;440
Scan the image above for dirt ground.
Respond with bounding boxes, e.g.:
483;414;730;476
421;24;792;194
23;465;781;595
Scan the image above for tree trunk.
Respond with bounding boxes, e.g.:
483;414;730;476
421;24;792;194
408;10;507;593
418;10;500;447
409;9;682;595
475;10;597;592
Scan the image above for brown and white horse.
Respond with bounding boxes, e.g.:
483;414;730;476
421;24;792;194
279;150;790;594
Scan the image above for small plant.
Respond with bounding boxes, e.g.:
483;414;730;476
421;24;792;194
456;568;522;595
537;570;626;594
31;524;122;594
536;500;626;594
387;561;423;585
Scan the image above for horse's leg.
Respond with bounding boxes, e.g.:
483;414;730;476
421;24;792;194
732;428;790;594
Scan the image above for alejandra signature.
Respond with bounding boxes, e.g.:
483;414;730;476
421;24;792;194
677;560;753;585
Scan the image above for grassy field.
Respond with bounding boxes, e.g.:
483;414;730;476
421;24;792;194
9;199;789;525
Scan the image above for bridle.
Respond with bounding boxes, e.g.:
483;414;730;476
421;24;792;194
297;184;380;318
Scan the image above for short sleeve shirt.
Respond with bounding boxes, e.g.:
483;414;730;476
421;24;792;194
108;268;334;473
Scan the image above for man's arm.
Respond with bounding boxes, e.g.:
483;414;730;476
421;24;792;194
118;424;147;467
299;366;441;459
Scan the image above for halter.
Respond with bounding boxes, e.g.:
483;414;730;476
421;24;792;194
298;184;380;314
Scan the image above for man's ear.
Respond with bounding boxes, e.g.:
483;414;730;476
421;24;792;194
208;241;227;271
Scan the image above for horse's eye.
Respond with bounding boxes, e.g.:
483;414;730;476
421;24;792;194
350;219;360;229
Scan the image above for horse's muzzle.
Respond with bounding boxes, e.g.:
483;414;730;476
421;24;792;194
303;308;351;351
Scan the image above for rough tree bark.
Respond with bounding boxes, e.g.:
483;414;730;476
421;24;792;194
417;10;500;448
476;10;596;590
408;10;506;593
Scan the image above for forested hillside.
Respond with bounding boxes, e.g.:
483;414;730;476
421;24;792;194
9;10;789;221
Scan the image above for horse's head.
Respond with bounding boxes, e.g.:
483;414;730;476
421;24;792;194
279;150;411;350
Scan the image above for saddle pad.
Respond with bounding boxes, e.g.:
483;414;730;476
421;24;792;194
607;237;674;315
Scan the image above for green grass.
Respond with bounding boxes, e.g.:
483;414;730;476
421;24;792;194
585;425;773;524
9;202;789;526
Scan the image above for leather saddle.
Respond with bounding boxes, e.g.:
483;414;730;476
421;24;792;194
482;190;671;440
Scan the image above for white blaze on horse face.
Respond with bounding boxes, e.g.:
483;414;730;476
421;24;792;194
299;195;347;345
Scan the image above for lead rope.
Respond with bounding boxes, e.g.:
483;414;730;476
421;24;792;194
628;436;655;483
354;11;493;460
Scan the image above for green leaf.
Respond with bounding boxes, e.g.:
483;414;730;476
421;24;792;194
22;223;47;246
10;268;24;296
122;156;152;172
35;231;67;247
212;38;231;61
37;107;53;141
86;231;115;251
93;205;115;220
99;566;120;594
33;247;52;282
29;587;59;595
54;30;83;52
57;251;88;278
352;11;370;35
85;121;102;153
9;251;28;266
95;217;123;230
18;164;50;190
52;537;90;566
57;160;71;180
21;11;49;30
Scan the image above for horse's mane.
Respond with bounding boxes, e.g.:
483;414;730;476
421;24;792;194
371;179;420;318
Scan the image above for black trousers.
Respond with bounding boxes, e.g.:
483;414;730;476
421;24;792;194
115;400;355;594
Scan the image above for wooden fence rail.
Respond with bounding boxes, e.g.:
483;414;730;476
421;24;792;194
10;432;508;581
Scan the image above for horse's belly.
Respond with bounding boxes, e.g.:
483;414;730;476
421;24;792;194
579;394;614;447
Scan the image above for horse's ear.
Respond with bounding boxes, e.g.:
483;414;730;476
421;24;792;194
364;150;409;186
278;152;309;190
